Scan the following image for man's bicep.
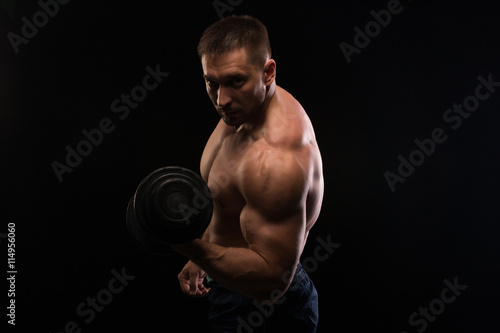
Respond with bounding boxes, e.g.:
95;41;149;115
238;149;310;271
239;203;306;272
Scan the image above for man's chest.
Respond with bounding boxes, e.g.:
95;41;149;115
202;133;253;212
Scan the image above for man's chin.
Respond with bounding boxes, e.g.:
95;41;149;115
222;117;243;127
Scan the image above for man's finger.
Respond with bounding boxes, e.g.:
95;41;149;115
180;280;191;295
199;284;211;297
189;272;199;295
189;283;210;298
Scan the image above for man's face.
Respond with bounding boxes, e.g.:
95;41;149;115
202;48;269;128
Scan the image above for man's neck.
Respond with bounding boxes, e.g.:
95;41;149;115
236;83;277;133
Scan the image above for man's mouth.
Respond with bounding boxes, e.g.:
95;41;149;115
223;110;239;117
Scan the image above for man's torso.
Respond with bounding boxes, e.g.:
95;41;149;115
200;86;324;248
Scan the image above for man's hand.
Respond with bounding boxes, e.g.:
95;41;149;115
178;260;211;297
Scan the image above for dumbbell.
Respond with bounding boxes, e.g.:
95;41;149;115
126;166;213;256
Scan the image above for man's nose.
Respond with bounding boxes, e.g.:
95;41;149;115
217;86;232;107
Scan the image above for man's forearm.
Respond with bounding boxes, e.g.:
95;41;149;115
201;225;210;242
173;239;290;301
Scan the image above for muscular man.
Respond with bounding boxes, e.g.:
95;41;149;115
173;15;324;332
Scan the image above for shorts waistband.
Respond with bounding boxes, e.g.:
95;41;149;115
291;263;308;285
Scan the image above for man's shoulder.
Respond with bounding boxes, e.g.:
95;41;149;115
204;119;235;152
240;134;311;191
244;87;316;163
264;88;315;151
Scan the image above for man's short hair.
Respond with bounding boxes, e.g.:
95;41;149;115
197;15;272;68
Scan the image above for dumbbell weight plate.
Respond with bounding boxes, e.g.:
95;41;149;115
126;166;213;256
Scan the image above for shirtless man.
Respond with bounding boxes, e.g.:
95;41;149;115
172;15;324;332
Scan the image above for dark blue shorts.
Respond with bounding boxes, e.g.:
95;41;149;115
206;263;319;332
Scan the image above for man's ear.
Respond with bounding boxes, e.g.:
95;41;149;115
263;59;276;86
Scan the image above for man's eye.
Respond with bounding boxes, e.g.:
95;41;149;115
207;80;218;88
231;78;244;86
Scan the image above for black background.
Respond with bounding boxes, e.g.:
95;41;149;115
1;0;499;332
